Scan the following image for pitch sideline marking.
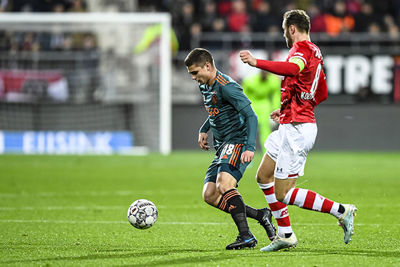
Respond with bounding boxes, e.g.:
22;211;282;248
0;205;204;210
0;206;125;210
0;219;395;226
0;203;398;211
0;191;187;197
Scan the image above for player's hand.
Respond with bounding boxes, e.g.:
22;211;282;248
239;50;257;67
241;150;254;164
270;108;280;123
198;132;210;151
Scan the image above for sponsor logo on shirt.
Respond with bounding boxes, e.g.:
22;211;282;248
206;106;220;116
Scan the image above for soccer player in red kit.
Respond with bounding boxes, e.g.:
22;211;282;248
240;9;357;252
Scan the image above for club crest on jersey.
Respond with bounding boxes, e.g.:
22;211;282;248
301;91;315;101
212;94;218;104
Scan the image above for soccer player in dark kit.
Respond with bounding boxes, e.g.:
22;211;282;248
240;9;357;251
184;48;276;250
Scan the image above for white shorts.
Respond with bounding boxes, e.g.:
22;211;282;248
264;123;317;179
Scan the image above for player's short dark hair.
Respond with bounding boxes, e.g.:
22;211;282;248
184;48;215;67
283;9;310;34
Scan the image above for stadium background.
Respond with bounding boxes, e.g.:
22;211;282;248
0;0;399;154
1;1;400;266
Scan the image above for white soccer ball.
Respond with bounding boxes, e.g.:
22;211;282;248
127;199;158;229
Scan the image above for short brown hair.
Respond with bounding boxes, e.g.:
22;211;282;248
184;48;214;67
283;9;310;33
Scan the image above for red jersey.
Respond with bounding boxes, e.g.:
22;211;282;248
280;40;328;124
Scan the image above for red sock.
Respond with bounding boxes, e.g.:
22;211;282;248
283;188;342;218
259;182;293;237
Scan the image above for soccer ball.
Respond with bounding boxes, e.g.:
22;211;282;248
127;199;158;229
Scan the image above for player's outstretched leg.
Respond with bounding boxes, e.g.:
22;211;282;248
281;188;357;244
245;205;276;241
218;189;257;250
338;204;357;244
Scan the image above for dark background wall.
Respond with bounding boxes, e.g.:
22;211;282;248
173;104;400;151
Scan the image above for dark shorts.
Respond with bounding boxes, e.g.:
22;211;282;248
204;143;250;184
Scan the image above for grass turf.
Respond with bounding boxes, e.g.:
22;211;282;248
0;152;399;266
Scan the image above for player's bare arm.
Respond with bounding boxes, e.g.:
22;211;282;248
239;50;257;66
198;132;209;151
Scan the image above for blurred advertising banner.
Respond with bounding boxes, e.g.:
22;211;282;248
0;70;68;102
0;131;133;154
229;50;396;98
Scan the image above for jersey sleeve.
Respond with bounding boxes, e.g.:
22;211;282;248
238;104;258;152
221;82;251;111
199;117;210;133
256;60;300;76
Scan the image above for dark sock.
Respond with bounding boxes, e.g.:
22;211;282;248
218;189;251;238
245;205;264;221
338;204;345;214
217;196;229;213
218;199;262;222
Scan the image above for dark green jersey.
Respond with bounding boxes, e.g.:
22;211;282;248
199;71;255;152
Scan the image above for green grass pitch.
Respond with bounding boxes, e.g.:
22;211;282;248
1;152;400;266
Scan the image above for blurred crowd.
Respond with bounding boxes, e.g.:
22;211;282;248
1;0;400;53
138;0;400;50
1;0;87;12
0;0;96;53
